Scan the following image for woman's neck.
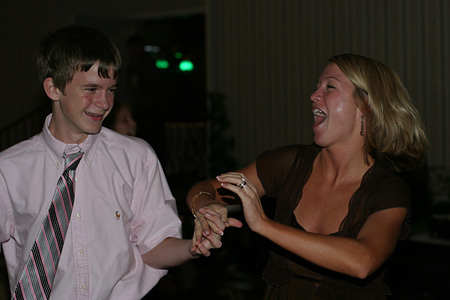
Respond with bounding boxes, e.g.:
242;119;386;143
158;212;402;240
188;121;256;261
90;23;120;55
316;147;374;186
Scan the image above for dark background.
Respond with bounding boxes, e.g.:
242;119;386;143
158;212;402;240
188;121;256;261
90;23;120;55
1;1;450;299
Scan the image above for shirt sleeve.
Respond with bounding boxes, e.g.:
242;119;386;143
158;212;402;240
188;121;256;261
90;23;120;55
370;175;411;213
130;153;182;256
256;145;301;197
338;167;412;240
0;174;12;247
371;175;411;240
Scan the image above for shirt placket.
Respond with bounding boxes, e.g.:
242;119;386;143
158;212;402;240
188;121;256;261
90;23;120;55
69;161;91;299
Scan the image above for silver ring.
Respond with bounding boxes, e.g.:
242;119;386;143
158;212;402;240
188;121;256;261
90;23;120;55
239;178;247;189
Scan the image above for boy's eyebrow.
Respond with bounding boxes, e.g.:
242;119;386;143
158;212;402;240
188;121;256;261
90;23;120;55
81;83;101;87
81;83;118;88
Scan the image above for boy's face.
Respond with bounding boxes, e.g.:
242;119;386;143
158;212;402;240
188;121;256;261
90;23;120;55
49;61;117;144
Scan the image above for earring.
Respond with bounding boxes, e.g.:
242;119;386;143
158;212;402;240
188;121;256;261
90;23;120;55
360;115;365;136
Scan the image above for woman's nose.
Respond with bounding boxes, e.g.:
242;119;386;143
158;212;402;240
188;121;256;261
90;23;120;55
310;89;320;102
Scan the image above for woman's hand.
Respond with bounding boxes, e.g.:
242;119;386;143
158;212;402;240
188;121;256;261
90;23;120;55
191;231;223;257
192;202;242;250
216;172;269;233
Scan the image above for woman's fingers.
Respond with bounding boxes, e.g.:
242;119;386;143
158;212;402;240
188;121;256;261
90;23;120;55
216;172;257;194
204;232;223;248
193;217;204;247
226;217;244;228
216;172;267;233
193;232;223;257
200;207;231;233
195;241;211;257
194;207;216;237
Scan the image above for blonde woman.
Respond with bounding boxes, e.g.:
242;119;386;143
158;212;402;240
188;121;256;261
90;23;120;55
187;54;428;300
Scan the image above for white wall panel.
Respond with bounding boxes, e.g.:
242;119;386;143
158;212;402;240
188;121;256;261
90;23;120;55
207;0;449;169
2;0;449;168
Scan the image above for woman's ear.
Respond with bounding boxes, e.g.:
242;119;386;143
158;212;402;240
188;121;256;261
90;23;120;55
43;78;61;101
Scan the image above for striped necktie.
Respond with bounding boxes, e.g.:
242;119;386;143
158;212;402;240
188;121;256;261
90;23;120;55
12;149;84;300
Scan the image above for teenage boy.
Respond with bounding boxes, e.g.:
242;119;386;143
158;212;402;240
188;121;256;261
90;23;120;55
0;25;219;299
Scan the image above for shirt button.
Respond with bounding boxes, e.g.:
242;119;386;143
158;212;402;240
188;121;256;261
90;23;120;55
76;213;81;218
78;249;84;255
56;162;61;166
81;285;86;290
87;160;91;165
75;178;79;182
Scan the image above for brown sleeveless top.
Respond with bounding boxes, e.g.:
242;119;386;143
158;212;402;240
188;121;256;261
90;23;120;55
256;144;411;299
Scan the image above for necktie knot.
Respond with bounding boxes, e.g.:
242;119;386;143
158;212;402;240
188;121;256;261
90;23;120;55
63;148;84;170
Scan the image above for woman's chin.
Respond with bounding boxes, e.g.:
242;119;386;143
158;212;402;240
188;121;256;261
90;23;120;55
313;136;324;147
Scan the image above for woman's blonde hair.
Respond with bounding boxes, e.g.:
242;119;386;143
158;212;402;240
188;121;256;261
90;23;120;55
329;53;429;171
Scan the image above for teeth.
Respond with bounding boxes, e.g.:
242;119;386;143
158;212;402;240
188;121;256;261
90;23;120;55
313;108;326;117
86;112;102;117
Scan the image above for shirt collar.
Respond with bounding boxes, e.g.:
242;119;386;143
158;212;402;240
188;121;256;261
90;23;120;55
41;114;98;167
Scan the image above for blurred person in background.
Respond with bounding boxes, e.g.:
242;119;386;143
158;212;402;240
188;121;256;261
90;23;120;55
103;101;137;136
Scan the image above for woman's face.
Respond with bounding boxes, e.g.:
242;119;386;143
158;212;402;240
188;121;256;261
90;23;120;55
113;105;137;136
310;63;362;148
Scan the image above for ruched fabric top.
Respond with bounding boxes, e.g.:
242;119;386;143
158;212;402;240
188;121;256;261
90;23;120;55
256;144;411;299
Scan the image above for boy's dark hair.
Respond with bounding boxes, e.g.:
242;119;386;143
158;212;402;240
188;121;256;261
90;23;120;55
37;25;122;92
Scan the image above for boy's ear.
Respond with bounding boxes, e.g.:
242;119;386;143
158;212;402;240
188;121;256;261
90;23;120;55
43;78;61;101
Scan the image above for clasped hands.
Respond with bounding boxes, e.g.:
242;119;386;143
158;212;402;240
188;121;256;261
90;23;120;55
192;172;269;255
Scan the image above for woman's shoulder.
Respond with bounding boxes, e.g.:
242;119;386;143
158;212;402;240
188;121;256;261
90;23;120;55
369;162;409;186
362;162;411;208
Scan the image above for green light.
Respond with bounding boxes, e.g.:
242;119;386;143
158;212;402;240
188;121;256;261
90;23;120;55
155;59;169;69
179;60;194;71
175;52;183;59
